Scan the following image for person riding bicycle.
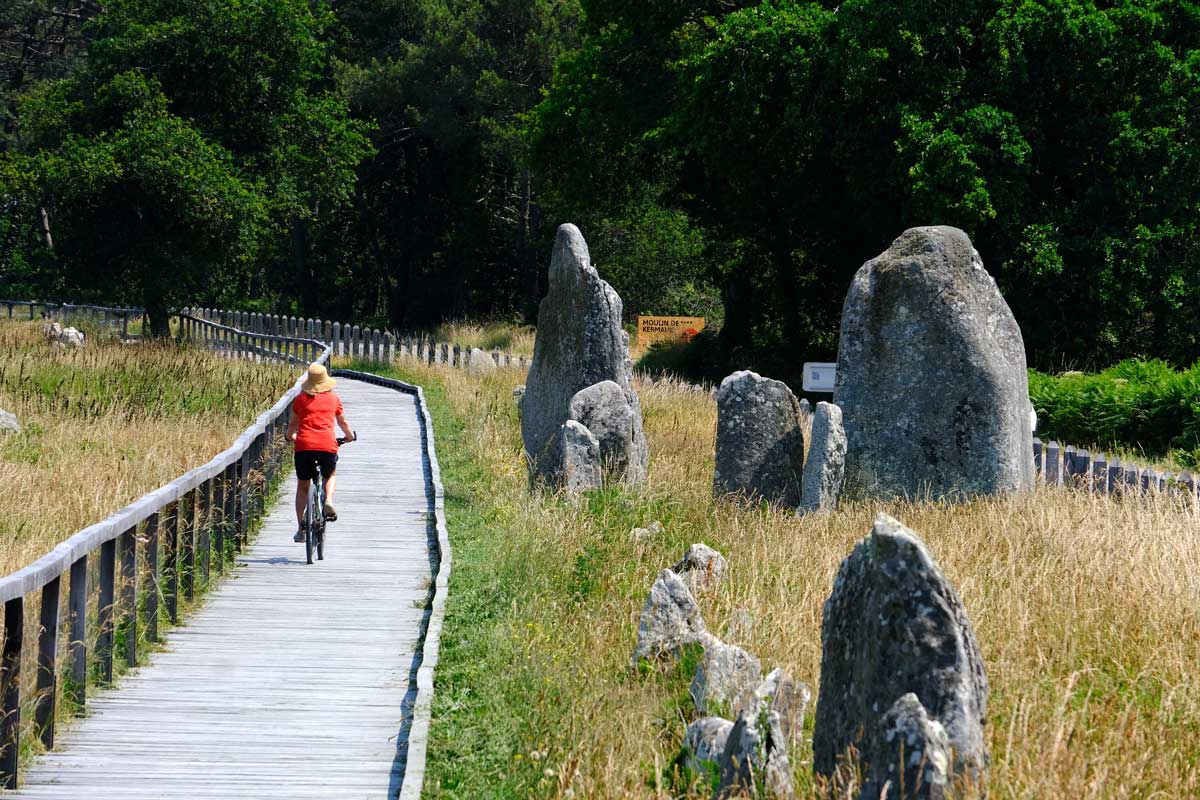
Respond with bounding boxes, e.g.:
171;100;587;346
286;363;355;542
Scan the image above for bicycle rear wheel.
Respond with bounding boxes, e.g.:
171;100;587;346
304;484;320;565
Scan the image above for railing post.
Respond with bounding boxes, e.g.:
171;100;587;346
198;480;212;588
0;596;23;788
224;463;238;555
67;556;87;712
164;501;179;624
97;538;116;684
212;473;225;575
181;490;196;601
238;450;251;548
144;512;160;642
35;574;61;749
119;526;137;667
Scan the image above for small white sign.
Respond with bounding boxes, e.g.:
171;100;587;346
802;362;837;393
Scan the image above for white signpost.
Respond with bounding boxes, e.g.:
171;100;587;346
802;362;837;393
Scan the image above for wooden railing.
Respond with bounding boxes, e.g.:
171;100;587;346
178;311;326;365
1;300;145;338
0;313;331;789
186;306;530;370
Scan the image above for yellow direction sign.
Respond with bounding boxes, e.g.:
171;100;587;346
637;316;706;347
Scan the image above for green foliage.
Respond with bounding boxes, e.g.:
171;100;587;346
1030;359;1200;468
533;0;1200;374
0;0;371;331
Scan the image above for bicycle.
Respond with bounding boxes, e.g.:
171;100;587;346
302;434;355;565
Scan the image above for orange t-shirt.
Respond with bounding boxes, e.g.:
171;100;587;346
292;391;343;453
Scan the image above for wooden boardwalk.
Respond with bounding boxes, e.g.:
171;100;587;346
10;378;436;799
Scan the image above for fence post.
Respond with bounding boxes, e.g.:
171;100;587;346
453;343;461;367
67;556;87;712
1032;437;1042;477
164;501;179;624
1091;454;1107;494
199;479;213;586
1045;442;1061;486
1123;464;1140;495
351;325;361;358
238;450;251;548
144;512;160;642
119;526;137;667
97;537;116;684
34;573;61;749
1075;450;1091;488
332;322;341;357
223;463;237;557
0;595;23;788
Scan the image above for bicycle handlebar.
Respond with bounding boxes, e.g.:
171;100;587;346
337;433;358;446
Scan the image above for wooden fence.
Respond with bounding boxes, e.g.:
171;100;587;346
185;307;530;370
1032;437;1198;503
1;300;145;339
0;312;329;789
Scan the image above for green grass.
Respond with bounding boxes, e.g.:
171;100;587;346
379;364;717;798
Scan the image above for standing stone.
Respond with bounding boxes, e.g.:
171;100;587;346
866;693;952;800
521;224;648;486
714;708;794;799
558;421;602;493
690;639;762;716
671;543;728;593
684;717;734;773
834;225;1034;500
468;348;496;373
568;380;647;483
799;402;847;514
813;514;988;797
754;668;812;745
632;569;708;665
0;410;19;435
714;371;806;506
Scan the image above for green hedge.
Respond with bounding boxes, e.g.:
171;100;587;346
1029;360;1200;468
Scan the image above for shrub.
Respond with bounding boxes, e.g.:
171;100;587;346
1029;359;1200;467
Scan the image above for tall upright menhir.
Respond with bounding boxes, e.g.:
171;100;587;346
834;225;1035;500
520;224;648;489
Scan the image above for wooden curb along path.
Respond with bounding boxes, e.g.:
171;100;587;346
7;372;450;799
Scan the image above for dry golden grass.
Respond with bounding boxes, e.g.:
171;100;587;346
0;320;294;577
429;319;537;356
399;361;1200;799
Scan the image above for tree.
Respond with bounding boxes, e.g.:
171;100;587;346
1;0;372;331
332;0;582;328
532;0;1200;376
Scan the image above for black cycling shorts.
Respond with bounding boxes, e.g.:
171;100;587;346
294;450;337;482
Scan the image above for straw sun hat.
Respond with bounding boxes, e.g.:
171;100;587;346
301;363;336;395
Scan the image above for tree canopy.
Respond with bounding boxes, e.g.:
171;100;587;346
1;0;1199;374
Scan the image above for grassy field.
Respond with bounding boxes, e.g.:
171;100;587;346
380;361;1200;799
430;320;537;356
0;319;294;576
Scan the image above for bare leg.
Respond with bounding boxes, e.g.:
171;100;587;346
324;472;337;505
294;479;310;528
